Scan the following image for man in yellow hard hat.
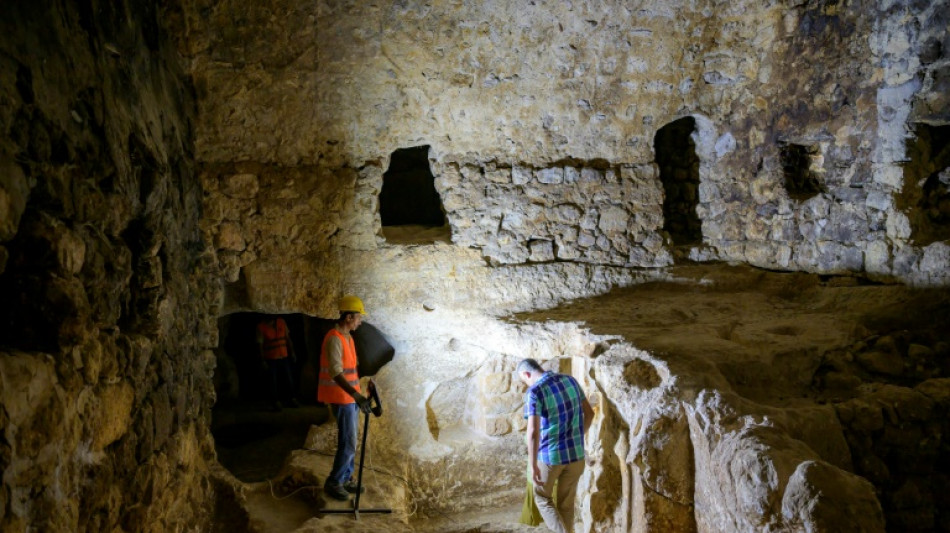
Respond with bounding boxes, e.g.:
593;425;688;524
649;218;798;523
318;295;373;501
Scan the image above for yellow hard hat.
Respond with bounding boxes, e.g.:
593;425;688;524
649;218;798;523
339;295;366;315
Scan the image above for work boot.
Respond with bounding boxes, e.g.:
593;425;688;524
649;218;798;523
343;480;365;494
324;483;349;501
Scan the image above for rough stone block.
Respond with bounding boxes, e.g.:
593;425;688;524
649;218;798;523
512;414;527;432
55;226;86;276
865;240;891;274
92;382;135;451
564;167;579;183
221;173;259;199
483;392;523;415
479;372;511;394
215;222;246;252
866;190;892;211
579;167;603;184
536;167;564;184
856;350;904;376
528;240;555;262
781;460;885;532
485;168;511;183
0;159;29;241
482;416;511;436
597;206;629;235
512;165;533;185
873;165;904;189
907;344;934;361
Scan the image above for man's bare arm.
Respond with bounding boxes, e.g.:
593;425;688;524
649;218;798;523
527;414;542;485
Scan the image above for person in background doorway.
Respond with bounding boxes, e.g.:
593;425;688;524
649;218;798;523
256;316;298;411
518;358;594;533
319;295;373;501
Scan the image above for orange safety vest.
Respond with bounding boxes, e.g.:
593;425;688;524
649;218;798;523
258;318;289;360
318;329;360;404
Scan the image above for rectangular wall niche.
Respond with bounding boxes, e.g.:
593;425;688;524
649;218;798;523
780;142;827;201
379;145;451;245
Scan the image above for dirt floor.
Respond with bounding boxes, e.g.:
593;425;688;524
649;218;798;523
519;262;950;406
212;398;537;533
212;399;329;482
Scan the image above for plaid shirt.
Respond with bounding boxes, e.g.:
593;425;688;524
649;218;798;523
524;371;586;465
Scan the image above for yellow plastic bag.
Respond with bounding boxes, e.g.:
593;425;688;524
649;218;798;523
519;463;555;526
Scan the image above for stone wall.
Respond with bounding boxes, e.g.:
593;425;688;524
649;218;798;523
180;0;950;284
0;2;219;531
433;155;670;266
692;1;950;285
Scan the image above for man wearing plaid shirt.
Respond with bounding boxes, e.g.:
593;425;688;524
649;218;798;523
519;358;594;533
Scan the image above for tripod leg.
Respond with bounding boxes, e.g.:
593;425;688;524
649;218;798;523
322;404;390;516
353;408;371;515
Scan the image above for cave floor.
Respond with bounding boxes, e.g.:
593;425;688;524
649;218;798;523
517;262;950;406
212;400;539;532
212;399;329;482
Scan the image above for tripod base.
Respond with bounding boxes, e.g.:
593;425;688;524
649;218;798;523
322;507;393;519
322;398;392;520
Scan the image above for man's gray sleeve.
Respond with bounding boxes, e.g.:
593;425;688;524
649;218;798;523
326;335;344;377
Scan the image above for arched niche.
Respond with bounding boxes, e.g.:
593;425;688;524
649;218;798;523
654;117;702;246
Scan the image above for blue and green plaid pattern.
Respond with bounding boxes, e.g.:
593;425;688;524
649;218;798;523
524;371;586;465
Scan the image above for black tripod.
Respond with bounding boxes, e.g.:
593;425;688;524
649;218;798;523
322;380;392;519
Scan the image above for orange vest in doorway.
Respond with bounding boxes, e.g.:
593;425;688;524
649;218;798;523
318;329;360;404
258;318;289;360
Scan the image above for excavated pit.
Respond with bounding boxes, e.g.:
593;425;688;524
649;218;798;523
206;264;949;532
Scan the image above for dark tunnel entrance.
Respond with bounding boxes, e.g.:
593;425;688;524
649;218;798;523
211;312;396;482
211;312;328;481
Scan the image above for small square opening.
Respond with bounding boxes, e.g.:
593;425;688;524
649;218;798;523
379;145;450;244
780;142;826;201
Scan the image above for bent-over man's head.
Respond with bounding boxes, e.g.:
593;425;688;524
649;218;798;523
517;358;545;386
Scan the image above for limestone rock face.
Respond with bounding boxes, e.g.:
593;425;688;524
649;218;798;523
565;328;887;533
0;2;220;532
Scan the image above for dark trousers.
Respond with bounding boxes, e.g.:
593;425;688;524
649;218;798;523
265;357;295;402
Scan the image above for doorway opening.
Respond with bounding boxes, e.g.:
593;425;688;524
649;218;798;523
379;145;450;244
899;123;950;246
654;117;702;246
211;312;327;482
210;313;396;482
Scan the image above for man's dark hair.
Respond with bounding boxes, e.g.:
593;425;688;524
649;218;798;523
336;311;357;325
517;358;544;374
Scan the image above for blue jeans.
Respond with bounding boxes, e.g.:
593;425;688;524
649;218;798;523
326;403;359;487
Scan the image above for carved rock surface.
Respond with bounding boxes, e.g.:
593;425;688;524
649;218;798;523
0;3;220;532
